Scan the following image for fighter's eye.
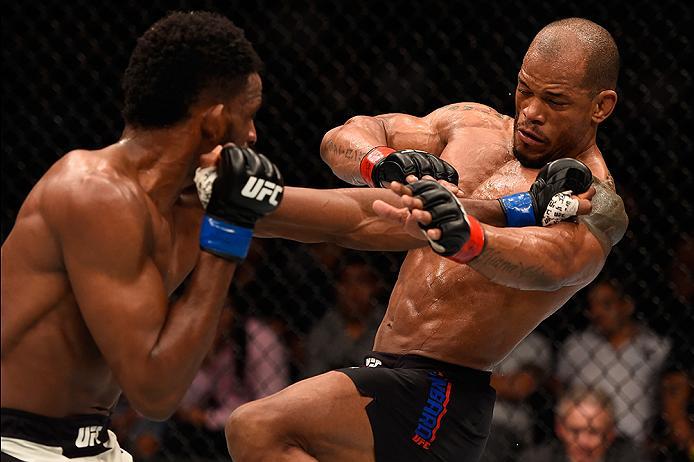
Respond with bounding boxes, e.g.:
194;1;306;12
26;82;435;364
548;99;565;105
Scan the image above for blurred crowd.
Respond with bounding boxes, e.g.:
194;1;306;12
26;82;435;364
112;232;693;462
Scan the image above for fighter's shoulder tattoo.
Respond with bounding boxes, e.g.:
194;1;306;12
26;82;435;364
577;177;628;251
445;103;507;120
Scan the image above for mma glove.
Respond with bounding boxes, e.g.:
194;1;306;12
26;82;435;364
499;158;593;227
407;180;485;264
360;147;459;188
195;145;284;261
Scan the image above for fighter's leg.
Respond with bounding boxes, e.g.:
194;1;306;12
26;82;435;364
226;371;375;462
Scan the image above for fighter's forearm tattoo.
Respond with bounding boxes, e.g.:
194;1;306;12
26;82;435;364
324;139;363;161
470;248;551;287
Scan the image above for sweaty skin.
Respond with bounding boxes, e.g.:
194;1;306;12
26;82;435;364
2;148;204;417
227;102;627;462
0;73;263;420
256;103;625;371
227;21;627;462
324;103;625;370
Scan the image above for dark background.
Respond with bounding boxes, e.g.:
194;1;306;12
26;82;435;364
2;0;692;456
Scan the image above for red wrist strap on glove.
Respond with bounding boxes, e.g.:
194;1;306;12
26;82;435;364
447;215;486;264
360;146;396;187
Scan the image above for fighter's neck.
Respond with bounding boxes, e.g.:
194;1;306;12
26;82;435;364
117;125;209;212
564;126;602;162
572;142;602;163
571;142;609;181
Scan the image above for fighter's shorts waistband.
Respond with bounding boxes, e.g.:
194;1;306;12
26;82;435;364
1;408;112;458
364;351;491;388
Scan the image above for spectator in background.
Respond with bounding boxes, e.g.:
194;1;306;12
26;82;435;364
302;259;385;377
520;386;644;462
556;278;671;443
481;331;553;462
648;360;694;461
119;294;288;461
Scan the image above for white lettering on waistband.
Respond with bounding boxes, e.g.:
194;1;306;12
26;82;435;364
75;426;103;448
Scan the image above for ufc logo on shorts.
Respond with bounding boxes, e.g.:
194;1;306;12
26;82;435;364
365;357;382;368
75;425;103;448
241;176;283;206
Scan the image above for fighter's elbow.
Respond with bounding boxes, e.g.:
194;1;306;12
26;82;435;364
320;119;359;157
134;405;175;422
319;128;339;165
513;270;563;292
539;252;600;291
127;391;179;421
320;116;379;160
541;263;572;291
120;376;182;421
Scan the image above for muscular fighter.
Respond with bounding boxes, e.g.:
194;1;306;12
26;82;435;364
0;12;284;461
226;17;628;462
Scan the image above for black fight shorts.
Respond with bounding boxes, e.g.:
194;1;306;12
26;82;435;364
338;352;495;462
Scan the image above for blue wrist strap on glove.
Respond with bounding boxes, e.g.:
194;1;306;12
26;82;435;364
199;215;253;261
499;192;536;227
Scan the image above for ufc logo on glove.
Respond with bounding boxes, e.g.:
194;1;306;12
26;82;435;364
241;176;283;205
194;145;285;262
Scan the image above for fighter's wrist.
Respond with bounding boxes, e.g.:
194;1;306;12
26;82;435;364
359;146;395;187
199;215;253;261
498;192;536;227
446;215;486;264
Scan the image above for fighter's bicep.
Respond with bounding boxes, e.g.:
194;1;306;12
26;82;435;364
73;259;170;393
52;181;168;373
577;178;628;253
377;113;445;154
69;255;168;358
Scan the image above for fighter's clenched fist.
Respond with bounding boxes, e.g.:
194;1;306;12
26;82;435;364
195;145;284;261
405;180;486;263
360;147;459;187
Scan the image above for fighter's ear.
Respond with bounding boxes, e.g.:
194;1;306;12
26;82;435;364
201;104;226;145
591;90;617;124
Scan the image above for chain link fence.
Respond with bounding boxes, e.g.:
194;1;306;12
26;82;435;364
2;1;692;461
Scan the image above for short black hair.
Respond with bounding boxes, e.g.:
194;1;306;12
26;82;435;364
122;11;262;128
532;18;620;92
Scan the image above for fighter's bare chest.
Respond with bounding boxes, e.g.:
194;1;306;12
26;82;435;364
468;161;538;199
442;141;537;199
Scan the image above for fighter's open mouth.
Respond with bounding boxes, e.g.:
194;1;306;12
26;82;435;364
518;129;545;143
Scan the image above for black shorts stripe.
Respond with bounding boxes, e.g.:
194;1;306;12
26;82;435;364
338;352;495;462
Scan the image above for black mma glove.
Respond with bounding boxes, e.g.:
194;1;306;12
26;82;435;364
359;146;459;187
498;158;593;227
195;145;284;261
407;180;485;264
